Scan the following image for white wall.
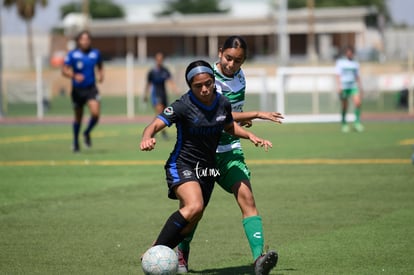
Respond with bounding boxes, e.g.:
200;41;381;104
2;34;50;69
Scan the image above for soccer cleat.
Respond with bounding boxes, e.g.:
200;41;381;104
72;144;80;153
354;123;364;132
341;124;350;133
176;247;189;273
254;250;278;275
83;132;92;148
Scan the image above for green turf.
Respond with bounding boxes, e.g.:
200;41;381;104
0;122;413;274
2;92;406;117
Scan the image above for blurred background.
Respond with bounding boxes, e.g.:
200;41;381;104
1;0;413;120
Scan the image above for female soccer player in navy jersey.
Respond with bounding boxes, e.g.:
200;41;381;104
178;36;282;275
140;60;272;256
62;30;104;152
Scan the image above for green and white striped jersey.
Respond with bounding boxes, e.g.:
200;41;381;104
214;62;246;153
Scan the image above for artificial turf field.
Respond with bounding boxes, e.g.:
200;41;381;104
0;120;413;274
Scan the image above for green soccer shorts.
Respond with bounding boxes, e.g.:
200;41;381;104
340;87;359;99
216;148;251;193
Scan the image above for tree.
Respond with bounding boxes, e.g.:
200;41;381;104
3;0;48;68
158;0;229;16
60;0;124;19
287;0;389;26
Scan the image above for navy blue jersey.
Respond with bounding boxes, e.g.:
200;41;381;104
147;66;171;97
64;48;102;88
158;91;233;169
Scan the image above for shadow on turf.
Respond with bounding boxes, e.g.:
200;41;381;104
191;265;252;274
191;265;296;274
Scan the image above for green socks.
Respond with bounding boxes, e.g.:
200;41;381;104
243;215;264;261
354;107;361;124
177;224;197;252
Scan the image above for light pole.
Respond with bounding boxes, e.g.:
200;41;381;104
277;0;289;65
307;0;318;64
0;4;4;117
82;0;89;29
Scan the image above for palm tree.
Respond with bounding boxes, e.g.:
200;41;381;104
3;0;48;68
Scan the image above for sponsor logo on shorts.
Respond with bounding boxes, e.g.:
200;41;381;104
195;161;220;179
182;170;192;177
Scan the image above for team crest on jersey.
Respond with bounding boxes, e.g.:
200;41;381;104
163;106;174;115
76;61;83;70
216;115;226;122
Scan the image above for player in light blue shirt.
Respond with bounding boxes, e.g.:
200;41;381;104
335;46;364;132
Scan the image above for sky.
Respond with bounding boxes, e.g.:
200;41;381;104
1;0;414;35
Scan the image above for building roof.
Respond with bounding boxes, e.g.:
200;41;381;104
79;6;374;37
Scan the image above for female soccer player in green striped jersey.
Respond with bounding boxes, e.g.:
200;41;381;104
177;36;283;275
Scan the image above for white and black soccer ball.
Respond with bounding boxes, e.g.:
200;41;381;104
141;245;178;275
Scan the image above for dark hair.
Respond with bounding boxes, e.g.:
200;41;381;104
344;45;354;54
221;35;248;59
76;30;92;48
185;60;214;87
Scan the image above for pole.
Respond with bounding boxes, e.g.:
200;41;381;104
277;0;289;65
82;0;89;29
36;55;44;119
126;52;135;118
307;0;318;64
408;51;414;114
0;4;4;117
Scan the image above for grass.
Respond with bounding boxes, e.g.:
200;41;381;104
0;121;413;274
3;92;407;117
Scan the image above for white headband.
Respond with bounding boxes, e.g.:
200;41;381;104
186;66;214;82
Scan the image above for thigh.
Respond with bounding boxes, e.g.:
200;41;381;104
216;150;251;193
71;88;86;109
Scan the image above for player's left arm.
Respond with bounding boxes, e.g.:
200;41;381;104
232;111;284;125
96;51;104;83
224;121;272;152
356;66;363;97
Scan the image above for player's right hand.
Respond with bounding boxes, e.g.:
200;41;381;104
140;138;157;151
73;73;85;83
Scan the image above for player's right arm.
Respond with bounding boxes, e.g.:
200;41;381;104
140;118;167;151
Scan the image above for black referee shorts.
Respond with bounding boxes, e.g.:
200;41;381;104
71;85;100;109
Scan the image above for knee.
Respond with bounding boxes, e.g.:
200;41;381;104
183;202;204;223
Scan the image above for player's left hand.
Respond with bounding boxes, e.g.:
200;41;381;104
258;112;284;124
249;135;272;152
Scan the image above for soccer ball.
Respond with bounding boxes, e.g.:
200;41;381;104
141;245;178;275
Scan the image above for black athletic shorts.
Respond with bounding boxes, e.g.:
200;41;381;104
165;163;215;207
71;85;100;109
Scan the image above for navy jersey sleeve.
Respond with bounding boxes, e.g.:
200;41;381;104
147;70;153;83
156;99;185;127
163;67;172;80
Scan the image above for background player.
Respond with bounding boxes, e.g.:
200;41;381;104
335;45;364;133
144;52;178;139
62;30;104;152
